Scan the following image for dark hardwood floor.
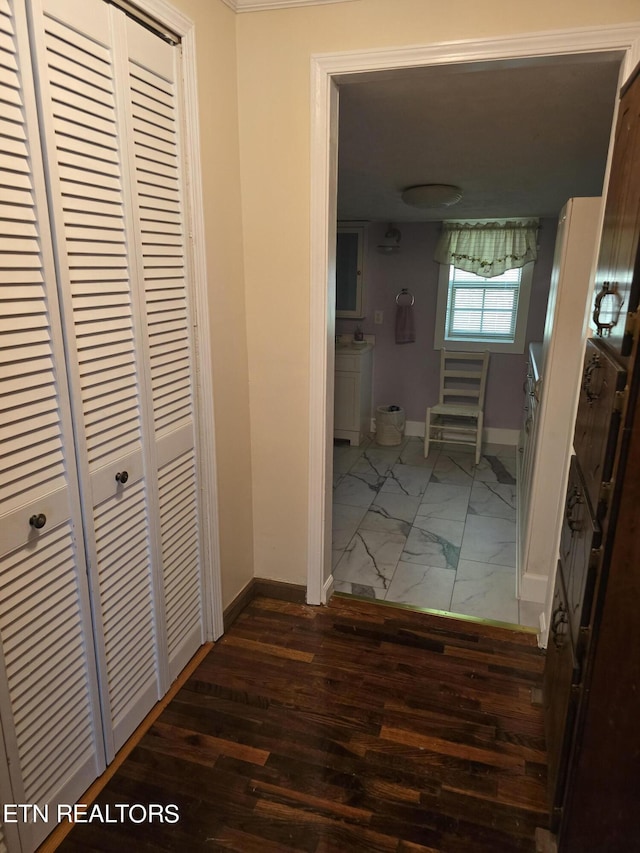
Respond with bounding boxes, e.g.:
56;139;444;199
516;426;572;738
57;595;548;852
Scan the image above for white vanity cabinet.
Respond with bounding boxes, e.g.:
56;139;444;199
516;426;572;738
334;344;374;445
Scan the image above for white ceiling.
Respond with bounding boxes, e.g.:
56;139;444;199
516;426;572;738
337;52;622;223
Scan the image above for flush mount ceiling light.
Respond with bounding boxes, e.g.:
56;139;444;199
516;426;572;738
377;224;402;254
401;184;463;209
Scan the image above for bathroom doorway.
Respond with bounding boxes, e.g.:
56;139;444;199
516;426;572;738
307;29;638;631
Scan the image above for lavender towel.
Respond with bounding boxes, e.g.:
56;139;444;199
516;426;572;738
395;304;415;344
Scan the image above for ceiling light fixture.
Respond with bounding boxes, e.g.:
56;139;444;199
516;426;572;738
377;224;402;254
401;184;463;209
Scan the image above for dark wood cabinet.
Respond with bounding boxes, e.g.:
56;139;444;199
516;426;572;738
573;341;627;522
560;416;640;851
544;61;640;852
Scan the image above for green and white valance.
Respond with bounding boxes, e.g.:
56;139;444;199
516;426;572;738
435;218;539;278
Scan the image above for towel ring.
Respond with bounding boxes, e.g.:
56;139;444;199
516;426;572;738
396;288;415;306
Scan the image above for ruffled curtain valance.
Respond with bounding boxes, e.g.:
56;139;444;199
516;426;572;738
434;219;539;278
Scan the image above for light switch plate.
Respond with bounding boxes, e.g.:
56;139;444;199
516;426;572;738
374;311;383;324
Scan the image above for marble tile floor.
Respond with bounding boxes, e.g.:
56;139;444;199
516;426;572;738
332;435;542;630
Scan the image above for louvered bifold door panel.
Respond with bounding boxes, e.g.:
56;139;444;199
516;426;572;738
29;0;162;756
125;20;203;680
0;0;105;848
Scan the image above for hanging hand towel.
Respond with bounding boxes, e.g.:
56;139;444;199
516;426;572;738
395;303;415;344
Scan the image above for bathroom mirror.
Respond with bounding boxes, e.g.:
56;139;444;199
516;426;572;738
336;225;365;318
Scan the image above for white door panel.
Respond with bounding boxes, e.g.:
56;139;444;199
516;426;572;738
125;20;203;678
0;1;105;849
30;0;162;757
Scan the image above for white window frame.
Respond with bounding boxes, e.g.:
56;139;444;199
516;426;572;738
434;261;534;353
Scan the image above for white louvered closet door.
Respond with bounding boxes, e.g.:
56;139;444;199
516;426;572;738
28;0;204;755
123;18;203;682
0;0;105;849
28;0;164;758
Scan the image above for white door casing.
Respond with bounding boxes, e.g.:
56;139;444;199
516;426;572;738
307;24;640;613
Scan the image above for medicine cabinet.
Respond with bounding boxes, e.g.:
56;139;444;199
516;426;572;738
336;225;365;318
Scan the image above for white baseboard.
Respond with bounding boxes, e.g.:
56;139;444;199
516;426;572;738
404;419;424;437
371;418;520;447
519;572;548;603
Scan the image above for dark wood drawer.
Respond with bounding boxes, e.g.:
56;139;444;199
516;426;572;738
561;458;601;652
573;339;626;519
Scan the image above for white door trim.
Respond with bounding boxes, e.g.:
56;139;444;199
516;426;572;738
307;23;640;606
127;0;224;639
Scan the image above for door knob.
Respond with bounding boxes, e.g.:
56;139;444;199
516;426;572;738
29;513;47;530
115;471;129;484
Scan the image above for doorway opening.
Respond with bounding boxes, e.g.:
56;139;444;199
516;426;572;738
307;27;640;637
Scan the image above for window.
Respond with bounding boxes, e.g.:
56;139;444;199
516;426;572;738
434;262;534;353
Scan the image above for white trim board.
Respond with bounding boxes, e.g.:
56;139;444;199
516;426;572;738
307;23;640;610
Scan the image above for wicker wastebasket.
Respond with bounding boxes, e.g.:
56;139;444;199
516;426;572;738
376;405;405;446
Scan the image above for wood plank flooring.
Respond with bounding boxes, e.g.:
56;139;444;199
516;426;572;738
57;595;548;852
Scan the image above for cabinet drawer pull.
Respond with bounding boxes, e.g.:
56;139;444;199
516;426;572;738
565;487;583;532
115;471;129;484
29;513;47;530
551;603;569;649
582;355;602;404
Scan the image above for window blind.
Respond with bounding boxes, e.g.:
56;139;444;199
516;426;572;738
446;266;522;341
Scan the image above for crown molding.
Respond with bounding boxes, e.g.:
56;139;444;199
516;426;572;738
220;0;357;12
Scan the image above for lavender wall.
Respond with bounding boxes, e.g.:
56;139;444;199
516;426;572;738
336;218;558;429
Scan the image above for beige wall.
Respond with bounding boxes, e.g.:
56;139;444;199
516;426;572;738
234;0;640;586
169;0;254;607
164;0;639;597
